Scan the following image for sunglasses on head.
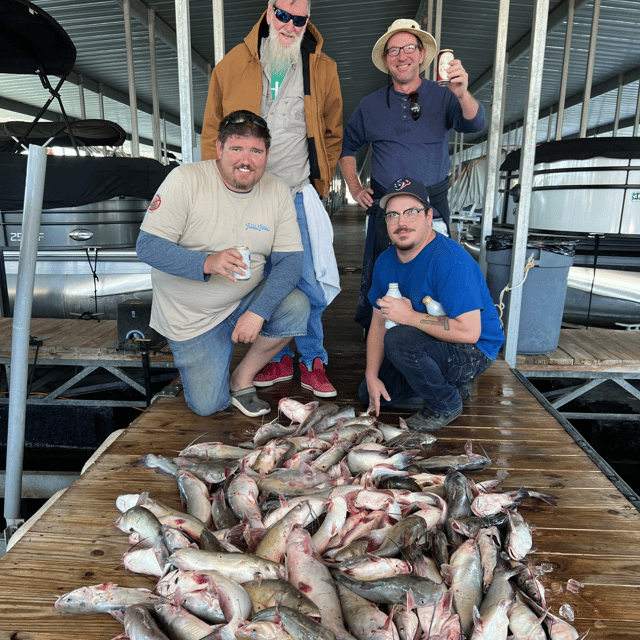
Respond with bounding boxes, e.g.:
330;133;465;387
223;112;268;130
273;6;309;27
409;92;421;121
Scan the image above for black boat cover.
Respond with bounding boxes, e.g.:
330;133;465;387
0;120;127;152
500;137;640;172
0;154;176;211
0;0;76;76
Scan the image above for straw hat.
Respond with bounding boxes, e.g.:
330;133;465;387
371;19;437;74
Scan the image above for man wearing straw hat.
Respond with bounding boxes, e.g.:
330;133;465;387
339;19;486;330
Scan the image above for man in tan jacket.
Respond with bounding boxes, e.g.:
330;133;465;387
201;0;343;397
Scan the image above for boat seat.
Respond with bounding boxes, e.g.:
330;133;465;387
0;120;127;154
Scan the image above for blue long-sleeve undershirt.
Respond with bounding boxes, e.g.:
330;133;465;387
136;230;303;321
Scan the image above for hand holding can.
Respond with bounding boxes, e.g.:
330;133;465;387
233;245;251;280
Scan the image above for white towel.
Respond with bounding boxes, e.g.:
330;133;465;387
302;184;341;305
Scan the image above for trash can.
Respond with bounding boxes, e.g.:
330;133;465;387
485;234;576;354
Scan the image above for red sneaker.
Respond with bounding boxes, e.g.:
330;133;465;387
300;358;337;398
253;355;294;387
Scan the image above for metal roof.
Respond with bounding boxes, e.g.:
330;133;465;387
1;0;639;157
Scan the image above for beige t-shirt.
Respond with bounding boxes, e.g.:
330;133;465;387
140;160;302;341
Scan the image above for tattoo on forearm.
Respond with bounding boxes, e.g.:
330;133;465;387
420;315;450;330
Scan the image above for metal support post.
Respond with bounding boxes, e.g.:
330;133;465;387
212;0;225;66
78;74;86;120
480;0;510;274
612;74;623;137
175;0;196;163
579;0;601;138
555;0;574;140
634;80;640;137
123;0;140;157
98;84;107;156
433;0;443;82
4;145;47;541
148;7;162;161
503;0;549;367
162;113;168;163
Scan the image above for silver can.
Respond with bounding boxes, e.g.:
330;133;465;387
233;245;251;280
436;49;454;86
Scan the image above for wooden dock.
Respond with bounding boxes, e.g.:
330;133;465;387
0;317;176;408
1;204;639;638
516;326;640;373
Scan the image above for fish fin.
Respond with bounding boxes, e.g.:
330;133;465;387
109;610;125;625
439;563;455;586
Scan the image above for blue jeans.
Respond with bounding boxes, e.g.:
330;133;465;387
359;326;492;413
272;192;328;369
168;282;309;416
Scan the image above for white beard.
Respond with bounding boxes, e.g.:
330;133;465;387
263;23;303;72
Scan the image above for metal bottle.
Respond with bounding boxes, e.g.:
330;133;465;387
423;295;446;316
384;282;402;329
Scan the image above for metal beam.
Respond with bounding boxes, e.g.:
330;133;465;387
469;0;592;96
494;66;640;142
0;97;61;121
112;0;209;77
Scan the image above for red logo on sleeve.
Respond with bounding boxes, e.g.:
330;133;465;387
148;194;161;211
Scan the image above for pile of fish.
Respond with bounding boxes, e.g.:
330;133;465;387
54;398;590;640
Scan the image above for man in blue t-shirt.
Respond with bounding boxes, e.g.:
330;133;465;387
362;177;504;431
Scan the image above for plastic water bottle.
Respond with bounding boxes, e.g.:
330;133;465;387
384;283;402;329
423;295;446;316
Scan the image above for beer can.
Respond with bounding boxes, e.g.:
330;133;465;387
233;245;251;280
436;49;454;86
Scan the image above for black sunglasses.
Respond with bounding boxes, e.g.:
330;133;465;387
273;6;309;27
223;112;268;130
409;92;421;121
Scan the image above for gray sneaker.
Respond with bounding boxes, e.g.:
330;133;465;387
230;387;271;417
405;405;463;432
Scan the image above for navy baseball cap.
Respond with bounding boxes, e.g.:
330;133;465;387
379;177;431;209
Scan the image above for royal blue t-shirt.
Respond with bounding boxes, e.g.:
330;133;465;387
369;233;505;360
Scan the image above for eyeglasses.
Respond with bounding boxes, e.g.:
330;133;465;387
385;43;421;57
409;92;421;121
273;6;309;27
222;112;268;130
384;207;425;224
